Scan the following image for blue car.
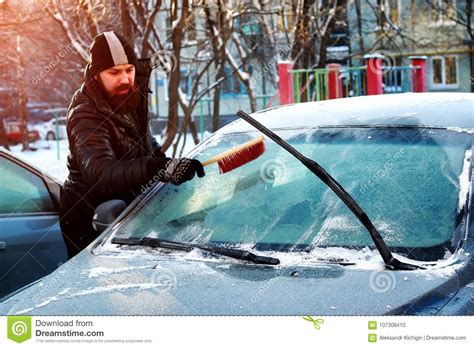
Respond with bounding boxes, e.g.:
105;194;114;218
1;93;473;315
0;150;68;299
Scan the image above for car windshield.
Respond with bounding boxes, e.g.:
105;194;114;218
113;127;472;261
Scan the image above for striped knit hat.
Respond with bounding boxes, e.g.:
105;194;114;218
88;31;137;76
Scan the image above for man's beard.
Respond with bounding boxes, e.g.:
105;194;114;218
97;79;141;114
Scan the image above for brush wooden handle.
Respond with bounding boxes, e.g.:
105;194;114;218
202;135;265;166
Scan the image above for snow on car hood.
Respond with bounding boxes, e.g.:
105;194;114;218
0;246;465;316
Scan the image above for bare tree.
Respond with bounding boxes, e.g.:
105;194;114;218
288;0;344;69
204;0;230;132
160;0;188;152
354;0;365;53
0;0;58;151
170;1;250;155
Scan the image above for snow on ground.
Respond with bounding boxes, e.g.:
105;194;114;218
6;133;208;183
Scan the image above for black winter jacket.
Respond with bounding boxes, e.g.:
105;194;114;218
62;59;162;214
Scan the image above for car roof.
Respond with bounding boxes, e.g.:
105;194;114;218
217;93;474;135
0;148;63;186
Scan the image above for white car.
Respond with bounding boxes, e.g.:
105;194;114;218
44;117;67;140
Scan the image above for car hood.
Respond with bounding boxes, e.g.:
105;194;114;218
0;249;462;316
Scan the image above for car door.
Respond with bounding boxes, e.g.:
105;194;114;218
0;149;68;299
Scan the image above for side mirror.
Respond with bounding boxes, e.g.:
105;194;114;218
92;200;127;233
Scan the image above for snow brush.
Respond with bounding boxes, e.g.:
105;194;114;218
202;135;265;173
235;109;424;271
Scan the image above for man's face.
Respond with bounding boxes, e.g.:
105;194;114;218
94;64;140;114
96;64;135;97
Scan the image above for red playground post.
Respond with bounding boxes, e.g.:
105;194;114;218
364;53;384;95
327;63;342;99
409;56;428;93
278;61;294;105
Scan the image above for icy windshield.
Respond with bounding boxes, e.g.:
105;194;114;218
114;127;472;261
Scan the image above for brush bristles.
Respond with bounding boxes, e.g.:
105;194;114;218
217;140;266;174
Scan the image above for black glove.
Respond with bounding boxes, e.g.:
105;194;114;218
149;158;205;185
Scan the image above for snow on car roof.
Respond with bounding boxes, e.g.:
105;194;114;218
218;93;474;134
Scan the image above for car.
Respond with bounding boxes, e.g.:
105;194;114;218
0;92;473;315
44;117;67;140
0;149;68;300
4;121;40;145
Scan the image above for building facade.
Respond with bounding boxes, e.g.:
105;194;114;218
347;0;473;92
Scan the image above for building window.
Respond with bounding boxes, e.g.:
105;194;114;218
376;0;400;29
185;12;197;41
431;55;458;88
222;66;246;96
444;56;457;85
387;0;400;25
432;58;443;84
277;7;294;33
430;0;456;25
179;68;199;97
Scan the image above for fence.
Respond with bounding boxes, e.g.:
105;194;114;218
291;66;367;103
382;66;418;94
280;55;428;105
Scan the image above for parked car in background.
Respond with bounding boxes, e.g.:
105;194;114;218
0;93;472;316
44;117;67;140
4;122;40;145
0;149;68;300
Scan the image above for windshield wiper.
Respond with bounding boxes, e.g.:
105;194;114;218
112;237;280;265
236;110;424;271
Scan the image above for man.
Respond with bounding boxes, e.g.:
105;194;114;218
60;31;205;259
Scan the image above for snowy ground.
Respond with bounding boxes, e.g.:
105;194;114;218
6;133;208;183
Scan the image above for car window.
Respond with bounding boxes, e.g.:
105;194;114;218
114;127;472;260
0;157;56;214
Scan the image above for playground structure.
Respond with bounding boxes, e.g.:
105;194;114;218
194;54;428;140
279;54;428;105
